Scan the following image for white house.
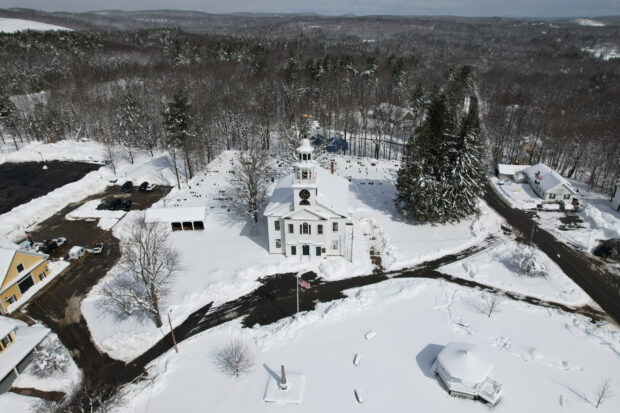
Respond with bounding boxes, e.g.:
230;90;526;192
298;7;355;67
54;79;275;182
433;341;503;405
524;163;577;204
264;139;351;258
0;316;49;393
612;181;620;212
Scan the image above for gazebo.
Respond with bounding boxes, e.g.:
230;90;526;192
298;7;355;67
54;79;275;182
433;342;503;405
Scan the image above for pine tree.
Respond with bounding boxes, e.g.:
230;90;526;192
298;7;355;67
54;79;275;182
163;90;195;188
395;69;487;223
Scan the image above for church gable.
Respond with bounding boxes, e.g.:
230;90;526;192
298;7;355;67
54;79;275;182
282;208;329;221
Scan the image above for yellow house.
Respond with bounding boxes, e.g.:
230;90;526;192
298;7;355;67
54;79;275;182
0;241;50;314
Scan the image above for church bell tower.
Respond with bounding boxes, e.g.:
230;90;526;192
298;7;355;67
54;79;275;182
293;139;318;210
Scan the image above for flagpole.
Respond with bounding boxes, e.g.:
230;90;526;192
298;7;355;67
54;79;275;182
296;274;299;315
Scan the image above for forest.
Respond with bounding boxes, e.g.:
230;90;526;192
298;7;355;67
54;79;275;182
0;9;618;192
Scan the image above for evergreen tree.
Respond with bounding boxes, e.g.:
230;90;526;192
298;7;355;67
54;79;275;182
163;90;195;189
395;71;487;223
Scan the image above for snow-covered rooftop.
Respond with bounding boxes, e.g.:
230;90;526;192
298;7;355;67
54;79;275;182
0;247;17;285
436;341;494;384
297;139;314;154
264;167;349;217
525;163;576;194
0;317;49;381
0;316;20;339
497;164;528;176
145;206;207;223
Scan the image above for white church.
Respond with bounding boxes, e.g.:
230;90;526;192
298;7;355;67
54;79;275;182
264;139;351;258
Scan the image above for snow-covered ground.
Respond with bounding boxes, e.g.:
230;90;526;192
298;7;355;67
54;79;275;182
0;18;71;33
583;45;619;61
491;178;540;209
113;278;620;413
80;150;502;363
0;392;39;413
490;176;620;252
536;183;620;252
10;333;82;394
573;19;606;27
440;240;590;306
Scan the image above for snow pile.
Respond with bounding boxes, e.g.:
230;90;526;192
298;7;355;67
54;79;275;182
0;18;71;33
113;278;620;413
66;199;126;230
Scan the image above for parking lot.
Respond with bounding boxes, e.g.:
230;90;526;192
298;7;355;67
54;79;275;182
0;161;102;214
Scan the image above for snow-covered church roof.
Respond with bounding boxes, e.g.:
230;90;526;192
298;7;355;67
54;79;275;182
264;167;349;218
436;342;494;384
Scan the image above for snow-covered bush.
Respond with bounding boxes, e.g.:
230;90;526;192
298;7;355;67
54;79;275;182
30;337;70;378
214;339;254;378
511;243;546;277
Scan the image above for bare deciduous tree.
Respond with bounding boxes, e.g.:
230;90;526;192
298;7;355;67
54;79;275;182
32;381;121;413
475;292;502;318
214;339;254;378
230;149;270;224
104;139;117;176
100;215;180;327
594;378;612;409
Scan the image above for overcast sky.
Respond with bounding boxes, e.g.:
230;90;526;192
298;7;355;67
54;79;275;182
0;0;618;17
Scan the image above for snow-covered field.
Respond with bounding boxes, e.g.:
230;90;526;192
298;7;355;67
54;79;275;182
440;240;590;306
113;278;620;413
573;19;606;27
0;18;71;33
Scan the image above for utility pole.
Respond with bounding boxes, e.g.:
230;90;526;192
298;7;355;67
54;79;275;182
168;313;178;353
296;274;299;315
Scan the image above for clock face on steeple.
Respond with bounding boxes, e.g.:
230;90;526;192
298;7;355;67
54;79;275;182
299;189;310;200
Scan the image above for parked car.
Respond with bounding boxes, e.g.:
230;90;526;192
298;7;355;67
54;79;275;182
43;239;57;253
138;181;149;192
108;198;122;211
122;199;132;211
31;241;44;252
120;181;133;192
145;183;156;191
52;237;67;246
91;243;104;254
68;246;86;260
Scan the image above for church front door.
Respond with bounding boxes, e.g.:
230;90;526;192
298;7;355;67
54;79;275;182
302;245;310;256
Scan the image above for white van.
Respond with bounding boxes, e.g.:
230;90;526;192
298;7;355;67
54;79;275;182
68;246;85;260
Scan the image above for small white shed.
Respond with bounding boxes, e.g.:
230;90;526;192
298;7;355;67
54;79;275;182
434;342;502;405
145;207;207;231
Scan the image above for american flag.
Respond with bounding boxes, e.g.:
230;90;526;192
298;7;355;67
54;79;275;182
297;277;311;290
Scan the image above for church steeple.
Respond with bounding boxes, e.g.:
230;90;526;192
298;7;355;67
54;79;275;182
294;139;316;184
293;139;318;210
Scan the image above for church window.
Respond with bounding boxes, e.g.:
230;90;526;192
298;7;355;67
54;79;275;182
308;154;311;161
275;239;281;248
332;222;339;232
274;221;280;231
291;246;297;255
301;223;310;234
318;225;323;234
300;200;310;205
302;170;308;180
288;224;294;233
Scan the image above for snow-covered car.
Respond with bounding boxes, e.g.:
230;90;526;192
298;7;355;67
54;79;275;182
91;243;104;254
31;242;44;252
53;237;67;246
146;183;156;191
68;246;85;260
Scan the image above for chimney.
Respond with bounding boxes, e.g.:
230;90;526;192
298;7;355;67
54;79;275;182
331;161;334;175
